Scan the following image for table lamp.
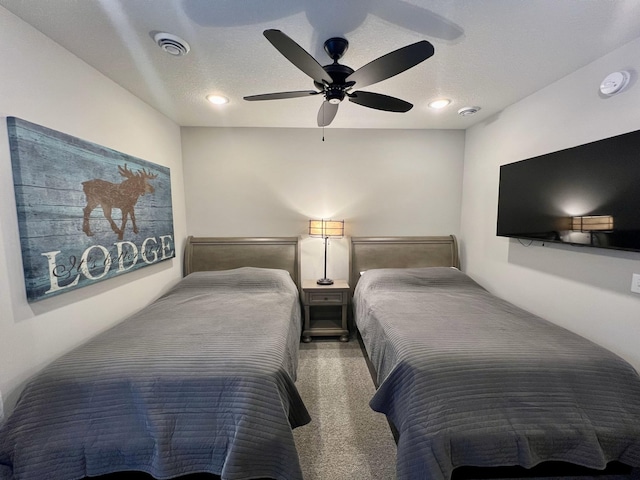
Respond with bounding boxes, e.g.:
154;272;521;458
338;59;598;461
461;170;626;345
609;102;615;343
309;219;344;285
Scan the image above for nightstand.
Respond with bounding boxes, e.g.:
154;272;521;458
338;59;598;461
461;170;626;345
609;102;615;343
301;279;350;342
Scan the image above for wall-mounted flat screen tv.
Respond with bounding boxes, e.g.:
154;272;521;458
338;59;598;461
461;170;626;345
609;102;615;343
497;129;640;253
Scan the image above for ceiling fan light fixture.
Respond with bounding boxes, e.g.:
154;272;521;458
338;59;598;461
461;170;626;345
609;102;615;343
326;89;345;104
428;99;451;109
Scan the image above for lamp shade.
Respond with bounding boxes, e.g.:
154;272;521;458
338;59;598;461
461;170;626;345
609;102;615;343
309;219;344;238
571;215;614;232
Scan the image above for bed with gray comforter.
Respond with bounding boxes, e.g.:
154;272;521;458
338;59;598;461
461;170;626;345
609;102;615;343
353;267;640;480
0;267;310;480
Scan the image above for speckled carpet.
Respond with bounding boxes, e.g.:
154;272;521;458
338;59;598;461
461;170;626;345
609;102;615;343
292;339;397;480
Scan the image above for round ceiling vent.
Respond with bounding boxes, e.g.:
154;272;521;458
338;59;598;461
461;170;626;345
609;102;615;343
457;106;481;116
154;32;190;56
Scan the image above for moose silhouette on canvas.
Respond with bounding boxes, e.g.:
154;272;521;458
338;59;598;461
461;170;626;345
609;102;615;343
82;164;158;240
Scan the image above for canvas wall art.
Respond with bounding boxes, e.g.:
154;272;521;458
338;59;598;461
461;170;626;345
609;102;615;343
7;117;175;302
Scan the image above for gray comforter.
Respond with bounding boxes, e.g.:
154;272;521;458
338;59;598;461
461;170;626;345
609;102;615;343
353;267;640;480
0;267;310;480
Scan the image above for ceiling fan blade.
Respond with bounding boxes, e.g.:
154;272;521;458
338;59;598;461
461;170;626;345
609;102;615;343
244;90;321;101
317;101;339;127
348;91;413;112
345;40;434;89
264;29;333;85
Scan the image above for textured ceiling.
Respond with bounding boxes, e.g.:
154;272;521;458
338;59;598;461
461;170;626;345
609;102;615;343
2;0;640;129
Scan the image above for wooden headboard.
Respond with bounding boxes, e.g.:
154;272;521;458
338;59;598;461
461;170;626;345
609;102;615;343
349;235;460;291
184;236;301;290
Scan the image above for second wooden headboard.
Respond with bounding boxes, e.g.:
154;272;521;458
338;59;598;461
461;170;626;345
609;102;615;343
349;235;460;291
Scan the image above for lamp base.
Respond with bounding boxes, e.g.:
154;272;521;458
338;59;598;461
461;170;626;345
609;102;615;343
317;278;334;285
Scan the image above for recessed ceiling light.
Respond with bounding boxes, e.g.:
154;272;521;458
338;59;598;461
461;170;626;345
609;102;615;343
457;106;481;116
428;99;451;110
206;95;229;105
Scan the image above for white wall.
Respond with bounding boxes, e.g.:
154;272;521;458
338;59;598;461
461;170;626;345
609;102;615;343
181;127;465;281
0;7;186;414
461;37;640;369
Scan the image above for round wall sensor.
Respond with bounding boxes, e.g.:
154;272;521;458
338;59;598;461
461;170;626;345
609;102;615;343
599;71;630;95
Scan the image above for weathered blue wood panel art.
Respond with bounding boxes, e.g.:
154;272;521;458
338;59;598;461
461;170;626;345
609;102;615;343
8;117;175;302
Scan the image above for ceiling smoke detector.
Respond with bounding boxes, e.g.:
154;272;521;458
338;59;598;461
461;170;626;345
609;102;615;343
154;32;190;56
458;106;481;116
599;71;630;96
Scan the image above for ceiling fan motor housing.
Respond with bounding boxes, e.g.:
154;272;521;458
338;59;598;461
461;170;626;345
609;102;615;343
315;63;355;103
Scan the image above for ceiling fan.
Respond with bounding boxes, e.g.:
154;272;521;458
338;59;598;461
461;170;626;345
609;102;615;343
243;29;435;126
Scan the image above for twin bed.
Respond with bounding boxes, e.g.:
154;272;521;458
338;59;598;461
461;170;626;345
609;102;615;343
0;237;309;480
2;235;640;480
350;236;640;479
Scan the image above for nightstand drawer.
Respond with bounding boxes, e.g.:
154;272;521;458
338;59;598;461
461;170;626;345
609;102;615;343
308;292;345;304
